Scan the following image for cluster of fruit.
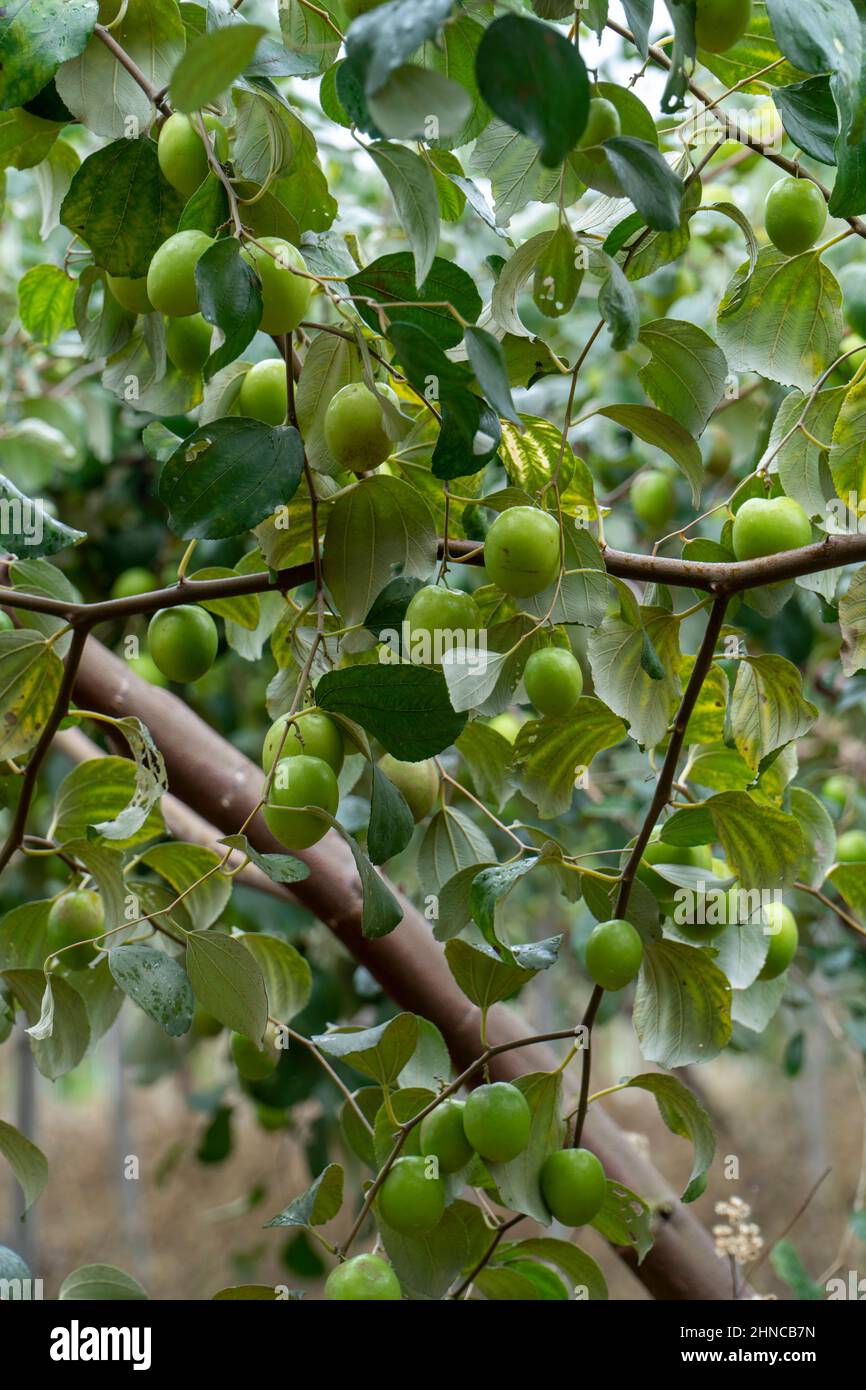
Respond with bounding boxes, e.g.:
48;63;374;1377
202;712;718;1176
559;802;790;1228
325;1081;607;1300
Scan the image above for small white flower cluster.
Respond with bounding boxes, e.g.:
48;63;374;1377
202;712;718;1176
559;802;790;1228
713;1197;764;1263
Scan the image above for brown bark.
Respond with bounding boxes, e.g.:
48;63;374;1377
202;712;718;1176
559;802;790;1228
71;635;736;1300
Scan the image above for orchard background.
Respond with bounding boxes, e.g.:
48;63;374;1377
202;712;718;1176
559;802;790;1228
1;0;866;1304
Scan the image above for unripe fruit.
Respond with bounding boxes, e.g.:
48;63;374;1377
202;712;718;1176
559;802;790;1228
705;426;733;479
764;177;826;257
192;1004;223;1038
638;839;713;914
130;653;169;687
261;711;344;777
324;382;392;473
106;274;153;315
758;902;798;980
231;1030;278;1081
835;333;866;381
487;712;521;744
238;359;288;426
148;605;218;683
822;775;852;808
166;312;213;373
404;584;482;664
677;857;734;943
840;262;866;337
540;1147;606;1226
146;230;213;317
731;496;812;561
110;567;156;601
242;237;312;335
694;0;752;54
324;1253;401;1301
377;1155;446;1235
462;1082;532;1163
578;97;621;157
263;753;339;850
484;506;560;598
47;890;105;970
836;829;866;863
585;918;643;991
631;470;675;530
419;1098;474;1173
377;753;438;822
524;647;583;717
157;112;228;198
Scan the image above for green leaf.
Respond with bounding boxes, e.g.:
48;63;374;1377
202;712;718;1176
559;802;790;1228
368;765;415;865
789;786;835;889
316;664;467;761
497;1236;608;1300
604;137;683;231
0;474;84;558
170;23;266;111
637;320;728;435
486;1071;565;1223
596;250;639;349
17;263;75;345
195;237;263;382
0;900;51;971
367;142;440;286
60;138;184;277
417;806;495;894
51;755;165;849
58;1264;148;1301
377;1197;488;1300
591;1180;654;1260
455;720;512;811
0;1119;48;1214
830;378;866;506
585;404;703;504
187;566;260;630
294;328;362;476
86;716;167;844
56;0;184;138
178;172;228;236
367;64;472;141
464;326;521;426
624;1074;715;1202
312;1013;419;1087
279;0;341;78
662;791;805;890
136;842;229;931
513;698;626;819
108;945;194;1038
343;0;454;96
716;247;842;391
445;937;537;1009
347;253;481;350
3;970;91;1080
0;630;63;760
322;475;437;629
762;384;845;517
265;1164;343;1229
770;1239;824;1300
218;833;311;886
159;419;304;540
0;0;98;110
0;107;61;170
773;76;838;164
732;973;787;1032
469;857;542;956
587;607;683;748
420;15;489;149
730;655;818;771
240;933;312;1024
185;931;268;1042
232;87;296;186
633;941;732;1067
475;15;589;168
